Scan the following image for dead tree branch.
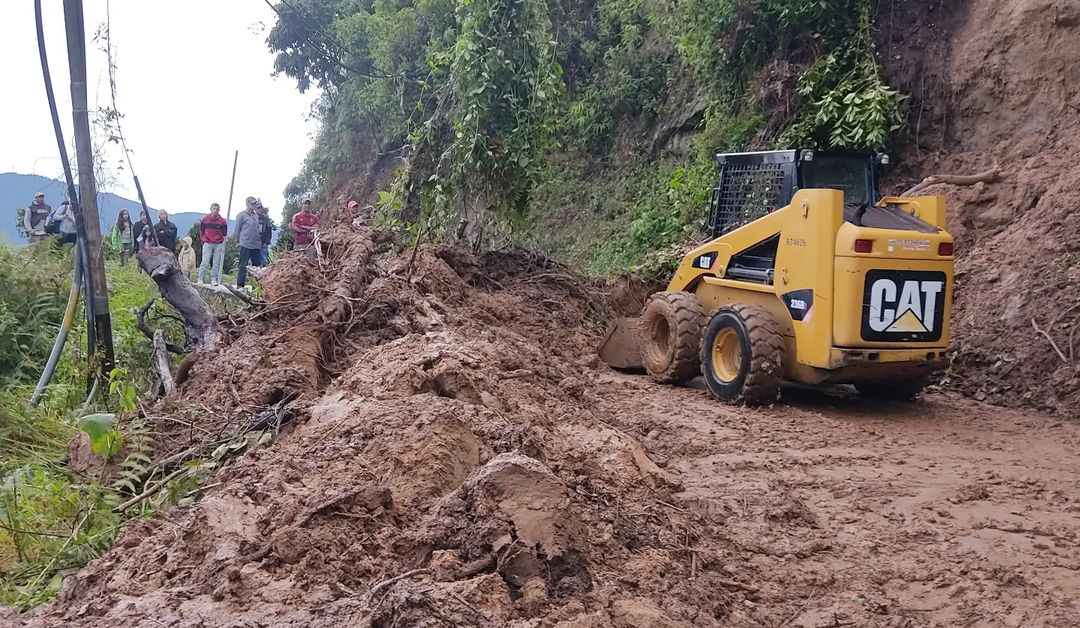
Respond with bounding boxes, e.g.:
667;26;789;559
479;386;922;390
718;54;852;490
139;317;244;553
1032;318;1070;364
903;164;1002;197
224;284;260;308
153;330;177;396
137;247;221;351
132;299;184;354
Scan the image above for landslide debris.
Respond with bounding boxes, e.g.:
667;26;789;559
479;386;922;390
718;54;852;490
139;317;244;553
20;225;727;627
880;0;1080;416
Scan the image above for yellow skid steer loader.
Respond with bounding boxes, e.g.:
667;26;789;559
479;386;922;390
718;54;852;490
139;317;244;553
599;149;955;404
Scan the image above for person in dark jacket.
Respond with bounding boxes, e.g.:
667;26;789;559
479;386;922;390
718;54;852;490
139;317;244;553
50;201;77;245
135;209;155;251
256;200;274;265
25;193;52;243
154;210;178;254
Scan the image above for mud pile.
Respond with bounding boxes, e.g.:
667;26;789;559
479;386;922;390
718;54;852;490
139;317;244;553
879;0;1080;416
20;226;733;627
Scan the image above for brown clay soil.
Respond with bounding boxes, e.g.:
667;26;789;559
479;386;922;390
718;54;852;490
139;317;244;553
878;0;1080;417
5;223;1078;628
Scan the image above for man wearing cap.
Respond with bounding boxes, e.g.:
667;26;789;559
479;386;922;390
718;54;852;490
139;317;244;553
25;193;52;243
291;198;320;249
234;196;263;288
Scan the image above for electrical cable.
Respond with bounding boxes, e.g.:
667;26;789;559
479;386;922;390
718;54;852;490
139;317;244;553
103;0;151;219
32;0;97;404
29;247;83;409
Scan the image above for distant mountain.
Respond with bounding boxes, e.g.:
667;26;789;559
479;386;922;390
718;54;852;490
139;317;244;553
0;172;237;245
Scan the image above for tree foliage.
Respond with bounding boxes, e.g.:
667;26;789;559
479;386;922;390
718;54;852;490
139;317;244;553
267;0;908;260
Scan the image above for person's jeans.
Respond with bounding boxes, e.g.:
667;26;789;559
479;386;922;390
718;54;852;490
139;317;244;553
237;246;263;287
199;242;225;284
120;243;133;266
261;246;270;265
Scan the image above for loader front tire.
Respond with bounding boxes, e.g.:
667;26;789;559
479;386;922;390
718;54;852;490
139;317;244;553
700;304;784;405
638;291;705;384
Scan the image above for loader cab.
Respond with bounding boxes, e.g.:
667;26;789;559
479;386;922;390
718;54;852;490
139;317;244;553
708;149;886;239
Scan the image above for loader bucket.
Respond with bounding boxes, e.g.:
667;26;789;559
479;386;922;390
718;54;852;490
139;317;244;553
598;317;643;370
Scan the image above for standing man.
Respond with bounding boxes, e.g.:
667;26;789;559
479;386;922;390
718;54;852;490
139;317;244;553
234;196;263;288
256;200;275;265
25;192;52;243
198;202;228;285
291;198;320;249
155;210;179;254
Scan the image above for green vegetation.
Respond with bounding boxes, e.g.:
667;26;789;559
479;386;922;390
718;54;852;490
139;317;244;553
269;0;907;274
0;241;173;609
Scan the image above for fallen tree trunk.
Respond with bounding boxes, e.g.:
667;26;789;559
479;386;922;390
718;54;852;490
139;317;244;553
136;247;221;351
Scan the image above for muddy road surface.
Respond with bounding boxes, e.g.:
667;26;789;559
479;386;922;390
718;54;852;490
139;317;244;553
593;374;1080;627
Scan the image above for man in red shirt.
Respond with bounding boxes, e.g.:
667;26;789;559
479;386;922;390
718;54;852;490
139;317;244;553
198;203;228;285
291;198;320;249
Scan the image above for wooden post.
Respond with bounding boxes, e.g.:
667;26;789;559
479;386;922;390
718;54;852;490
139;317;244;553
226;150;238;220
64;0;115;372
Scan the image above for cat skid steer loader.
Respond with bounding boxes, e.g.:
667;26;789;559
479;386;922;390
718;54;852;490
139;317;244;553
599;149;955;404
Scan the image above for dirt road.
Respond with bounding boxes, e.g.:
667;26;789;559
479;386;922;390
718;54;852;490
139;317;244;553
591;373;1080;627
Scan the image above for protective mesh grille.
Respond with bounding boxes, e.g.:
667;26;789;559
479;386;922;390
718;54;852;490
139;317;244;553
714;162;787;235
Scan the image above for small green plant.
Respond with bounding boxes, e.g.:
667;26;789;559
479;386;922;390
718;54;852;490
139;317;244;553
75;413;123;459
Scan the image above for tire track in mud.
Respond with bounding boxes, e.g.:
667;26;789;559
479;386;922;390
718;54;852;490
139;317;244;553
592;372;1080;627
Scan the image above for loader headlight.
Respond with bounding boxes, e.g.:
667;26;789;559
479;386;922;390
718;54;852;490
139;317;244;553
879;153;891;165
801;149;815;162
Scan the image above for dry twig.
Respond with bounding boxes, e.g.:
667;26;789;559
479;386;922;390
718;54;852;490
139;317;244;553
1032;318;1070;364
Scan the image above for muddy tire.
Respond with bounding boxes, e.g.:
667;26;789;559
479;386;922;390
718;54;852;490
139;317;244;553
637;291;705;384
855;377;929;401
700;304;784;405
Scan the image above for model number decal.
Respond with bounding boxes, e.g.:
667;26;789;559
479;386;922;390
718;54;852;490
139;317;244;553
785;238;807;247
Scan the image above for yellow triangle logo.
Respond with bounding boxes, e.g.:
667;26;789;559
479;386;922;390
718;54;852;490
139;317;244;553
886;309;928;333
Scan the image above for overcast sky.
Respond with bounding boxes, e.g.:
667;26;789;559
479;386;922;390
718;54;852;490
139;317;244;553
0;0;318;222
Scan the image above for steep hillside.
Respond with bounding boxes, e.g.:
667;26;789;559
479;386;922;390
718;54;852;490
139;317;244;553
267;0;1079;417
879;0;1080;415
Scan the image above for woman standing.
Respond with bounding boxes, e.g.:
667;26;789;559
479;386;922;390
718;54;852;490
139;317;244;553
111;208;135;265
135;208;156;251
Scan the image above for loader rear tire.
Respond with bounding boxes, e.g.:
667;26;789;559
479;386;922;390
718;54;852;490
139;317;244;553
637;291;705;384
700;304;784;405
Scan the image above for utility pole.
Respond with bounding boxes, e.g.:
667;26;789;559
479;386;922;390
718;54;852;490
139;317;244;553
64;0;114;373
226;150;238;220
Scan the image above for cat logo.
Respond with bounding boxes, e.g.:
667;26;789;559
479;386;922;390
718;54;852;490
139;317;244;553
693;252;717;270
861;270;947;342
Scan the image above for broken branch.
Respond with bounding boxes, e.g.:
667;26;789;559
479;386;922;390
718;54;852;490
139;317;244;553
132;299;184;355
903;164;1002;197
153;330;177;397
368;568;432;596
1031;318;1070;364
224;284;260;308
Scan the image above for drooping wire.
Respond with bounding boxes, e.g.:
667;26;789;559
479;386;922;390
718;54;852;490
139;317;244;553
102;0;151;218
